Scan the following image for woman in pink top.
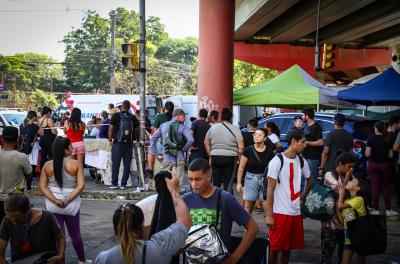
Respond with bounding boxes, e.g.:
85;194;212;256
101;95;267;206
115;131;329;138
64;108;86;164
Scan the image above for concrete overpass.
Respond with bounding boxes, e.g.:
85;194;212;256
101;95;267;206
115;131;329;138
198;0;400;112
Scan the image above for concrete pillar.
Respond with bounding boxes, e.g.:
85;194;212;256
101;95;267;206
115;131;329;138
198;0;235;115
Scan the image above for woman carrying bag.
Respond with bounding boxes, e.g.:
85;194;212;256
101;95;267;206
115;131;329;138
39;137;89;264
236;128;274;214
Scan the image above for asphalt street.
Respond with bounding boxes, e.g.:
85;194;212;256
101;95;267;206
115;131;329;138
8;173;400;264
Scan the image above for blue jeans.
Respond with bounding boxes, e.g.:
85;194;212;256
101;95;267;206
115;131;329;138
301;159;320;192
111;143;133;187
243;172;265;201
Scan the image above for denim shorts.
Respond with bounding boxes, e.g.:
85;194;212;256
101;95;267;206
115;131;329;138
243;172;265;201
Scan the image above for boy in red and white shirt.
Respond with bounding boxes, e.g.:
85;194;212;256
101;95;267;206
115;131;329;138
266;129;312;264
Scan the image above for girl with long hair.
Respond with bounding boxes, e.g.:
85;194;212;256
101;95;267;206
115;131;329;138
38;106;57;169
266;121;283;152
95;172;191;264
365;121;398;216
236;128;274;214
39;137;87;263
64;108;86;164
19;111;39;190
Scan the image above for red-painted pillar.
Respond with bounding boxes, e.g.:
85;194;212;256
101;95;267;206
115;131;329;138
198;0;235;114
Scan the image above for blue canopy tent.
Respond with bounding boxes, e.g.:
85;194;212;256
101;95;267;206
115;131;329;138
337;68;400;106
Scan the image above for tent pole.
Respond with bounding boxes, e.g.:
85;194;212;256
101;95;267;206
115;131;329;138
317;104;320;112
336;100;339;112
365;105;368;117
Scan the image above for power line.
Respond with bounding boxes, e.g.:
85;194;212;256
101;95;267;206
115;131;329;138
0;8;85;13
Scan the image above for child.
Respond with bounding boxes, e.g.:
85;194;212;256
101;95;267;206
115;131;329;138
337;177;369;264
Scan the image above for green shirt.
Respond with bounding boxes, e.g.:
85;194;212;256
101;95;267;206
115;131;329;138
153;113;169;129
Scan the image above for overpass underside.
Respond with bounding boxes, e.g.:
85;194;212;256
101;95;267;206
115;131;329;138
235;0;400;82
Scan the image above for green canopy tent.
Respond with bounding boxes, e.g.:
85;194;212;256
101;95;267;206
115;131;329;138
233;64;354;109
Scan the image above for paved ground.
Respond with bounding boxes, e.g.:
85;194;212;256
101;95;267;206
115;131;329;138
15;172;400;263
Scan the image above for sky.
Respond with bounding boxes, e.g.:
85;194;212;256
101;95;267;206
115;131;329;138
0;0;199;61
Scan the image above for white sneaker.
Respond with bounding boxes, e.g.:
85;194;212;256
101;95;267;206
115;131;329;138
370;209;380;215
79;260;92;264
386;210;399;217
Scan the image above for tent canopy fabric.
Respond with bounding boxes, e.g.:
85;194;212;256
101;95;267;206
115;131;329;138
337;68;400;106
233;64;352;108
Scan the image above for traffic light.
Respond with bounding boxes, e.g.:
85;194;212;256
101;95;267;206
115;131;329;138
321;44;335;69
122;43;139;70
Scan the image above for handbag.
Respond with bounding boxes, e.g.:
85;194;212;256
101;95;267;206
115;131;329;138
45;186;81;216
184;224;228;264
184;188;228;263
348;212;387;255
301;174;336;220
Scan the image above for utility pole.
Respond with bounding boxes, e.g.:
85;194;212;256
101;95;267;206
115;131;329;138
139;0;146;142
110;10;117;94
136;0;147;190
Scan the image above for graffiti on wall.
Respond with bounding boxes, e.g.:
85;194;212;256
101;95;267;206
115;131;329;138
199;96;219;112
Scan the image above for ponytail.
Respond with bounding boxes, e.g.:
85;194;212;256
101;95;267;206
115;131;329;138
52;137;71;188
116;204;144;264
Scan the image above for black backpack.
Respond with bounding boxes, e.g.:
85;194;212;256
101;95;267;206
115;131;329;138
19;124;38;154
116;112;134;143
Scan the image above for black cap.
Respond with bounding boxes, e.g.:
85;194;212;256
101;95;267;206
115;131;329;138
293;115;303;121
285;129;308;143
334;113;346;125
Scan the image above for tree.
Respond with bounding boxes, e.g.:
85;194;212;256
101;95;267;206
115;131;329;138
155;37;198;65
147;16;169;46
62;10;110;92
30;89;58;109
234;60;277;89
0;53;64;92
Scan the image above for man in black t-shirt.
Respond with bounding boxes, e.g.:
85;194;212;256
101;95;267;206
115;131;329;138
320;113;353;174
189;109;211;164
302;108;324;183
108;100;139;189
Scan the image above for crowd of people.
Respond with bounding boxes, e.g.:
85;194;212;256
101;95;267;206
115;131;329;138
0;101;399;264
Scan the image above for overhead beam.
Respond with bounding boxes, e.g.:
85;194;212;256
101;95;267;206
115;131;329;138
365;24;400;47
319;1;400;44
234;0;298;41
234;42;391;75
256;0;374;43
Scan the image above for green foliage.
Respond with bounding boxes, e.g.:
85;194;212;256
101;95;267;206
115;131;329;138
234;60;277;89
155;37;198;65
62;10;110;92
30;89;58;108
0;53;64;92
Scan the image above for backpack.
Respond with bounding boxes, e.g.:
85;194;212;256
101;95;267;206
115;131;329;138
264;153;304;184
262;153;304;200
164;121;187;157
19;124;38;155
116;112;134;143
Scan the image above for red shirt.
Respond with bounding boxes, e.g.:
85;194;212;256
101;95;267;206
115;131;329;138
66;122;85;143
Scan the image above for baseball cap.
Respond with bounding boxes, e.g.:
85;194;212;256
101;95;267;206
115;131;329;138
173;108;188;117
285;129;309;143
293;115;303;121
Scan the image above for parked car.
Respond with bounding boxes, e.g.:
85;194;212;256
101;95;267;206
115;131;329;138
243;112;377;177
0;108;27;146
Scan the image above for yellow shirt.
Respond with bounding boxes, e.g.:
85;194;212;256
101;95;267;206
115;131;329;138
342;196;367;245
